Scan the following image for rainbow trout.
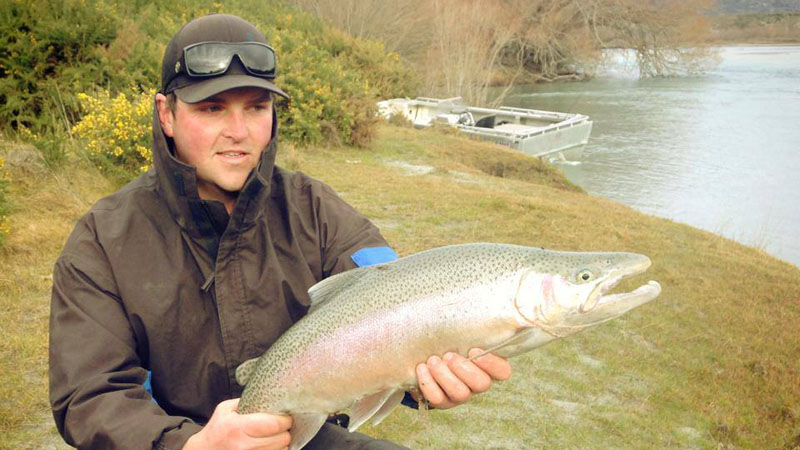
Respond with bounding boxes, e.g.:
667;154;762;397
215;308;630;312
236;243;661;449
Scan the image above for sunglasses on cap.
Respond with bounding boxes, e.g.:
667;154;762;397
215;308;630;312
170;41;277;84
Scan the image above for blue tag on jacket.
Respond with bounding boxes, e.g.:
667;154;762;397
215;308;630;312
350;246;398;267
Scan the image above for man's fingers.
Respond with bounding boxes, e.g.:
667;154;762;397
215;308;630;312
416;360;447;405
218;398;240;413
468;348;512;381
415;350;512;410
241;413;293;438
428;354;472;404
447;352;492;394
250;431;292;450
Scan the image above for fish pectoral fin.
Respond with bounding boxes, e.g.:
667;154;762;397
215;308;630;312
466;328;537;361
370;389;405;426
348;388;401;432
235;357;260;387
289;413;327;450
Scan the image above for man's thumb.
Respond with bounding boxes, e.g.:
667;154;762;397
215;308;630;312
217;398;241;413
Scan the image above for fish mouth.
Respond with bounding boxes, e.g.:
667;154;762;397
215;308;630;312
581;255;661;315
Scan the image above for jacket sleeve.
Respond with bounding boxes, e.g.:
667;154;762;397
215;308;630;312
49;223;201;450
313;182;396;278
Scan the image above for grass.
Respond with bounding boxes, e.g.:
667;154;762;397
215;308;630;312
2;123;800;449
0;141;113;449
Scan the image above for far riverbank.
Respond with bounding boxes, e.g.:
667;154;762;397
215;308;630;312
502;45;800;268
710;12;800;45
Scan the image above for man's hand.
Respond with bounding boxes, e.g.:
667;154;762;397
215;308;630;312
415;348;512;409
183;398;292;450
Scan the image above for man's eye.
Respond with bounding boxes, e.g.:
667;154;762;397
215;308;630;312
195;103;221;112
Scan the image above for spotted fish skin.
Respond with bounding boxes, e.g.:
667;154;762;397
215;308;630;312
236;243;661;449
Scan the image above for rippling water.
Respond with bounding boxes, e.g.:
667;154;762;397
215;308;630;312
502;46;800;267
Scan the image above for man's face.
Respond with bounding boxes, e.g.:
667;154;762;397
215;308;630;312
156;87;273;203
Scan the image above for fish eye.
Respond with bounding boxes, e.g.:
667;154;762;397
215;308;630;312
576;269;594;283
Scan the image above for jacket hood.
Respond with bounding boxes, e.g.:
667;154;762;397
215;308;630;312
150;95;279;244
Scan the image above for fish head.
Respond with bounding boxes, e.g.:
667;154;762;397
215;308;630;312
515;251;661;333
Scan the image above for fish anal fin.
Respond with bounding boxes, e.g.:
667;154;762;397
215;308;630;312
289;413;327;450
348;388;398;432
370;389;404;426
235;357;260;387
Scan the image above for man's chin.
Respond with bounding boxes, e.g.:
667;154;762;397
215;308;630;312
216;181;248;195
196;176;251;203
213;171;254;193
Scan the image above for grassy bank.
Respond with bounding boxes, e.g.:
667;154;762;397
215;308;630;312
2;124;799;449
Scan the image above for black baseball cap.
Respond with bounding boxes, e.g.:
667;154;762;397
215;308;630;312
161;13;289;103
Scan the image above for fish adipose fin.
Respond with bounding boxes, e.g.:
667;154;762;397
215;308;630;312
348;388;403;432
289;413;327;450
235;357;260;386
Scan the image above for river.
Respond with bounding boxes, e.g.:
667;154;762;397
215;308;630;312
502;46;800;267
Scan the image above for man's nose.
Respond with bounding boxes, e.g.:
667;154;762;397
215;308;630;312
223;110;248;141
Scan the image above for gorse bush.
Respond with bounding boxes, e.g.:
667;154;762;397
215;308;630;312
268;13;376;146
224;4;416;146
0;0;161;134
72;89;154;175
4;0;417;171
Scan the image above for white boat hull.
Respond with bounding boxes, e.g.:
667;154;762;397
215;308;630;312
378;97;593;161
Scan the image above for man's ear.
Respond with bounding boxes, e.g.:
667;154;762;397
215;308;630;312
155;93;175;138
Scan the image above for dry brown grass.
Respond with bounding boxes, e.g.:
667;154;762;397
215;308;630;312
3;124;799;448
0;140;111;448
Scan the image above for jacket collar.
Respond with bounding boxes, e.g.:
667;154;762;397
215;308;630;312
150;96;278;242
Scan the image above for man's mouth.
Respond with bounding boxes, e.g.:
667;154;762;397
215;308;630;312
218;151;248;160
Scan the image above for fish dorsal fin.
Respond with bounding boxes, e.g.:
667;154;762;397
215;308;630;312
235;357;260;387
370;389;405;426
348;388;401;432
289;413;327;450
307;266;374;313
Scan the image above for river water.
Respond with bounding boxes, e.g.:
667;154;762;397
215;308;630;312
502;46;800;267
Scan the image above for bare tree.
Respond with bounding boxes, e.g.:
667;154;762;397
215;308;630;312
580;0;717;77
423;0;528;105
292;0;717;102
289;0;434;61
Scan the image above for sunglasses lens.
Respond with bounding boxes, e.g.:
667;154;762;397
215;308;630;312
184;42;276;77
185;44;233;75
236;44;275;74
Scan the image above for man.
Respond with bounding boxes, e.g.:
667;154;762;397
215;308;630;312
49;13;511;450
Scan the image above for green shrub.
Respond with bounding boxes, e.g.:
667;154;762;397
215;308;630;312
268;15;375;145
230;5;417;146
0;0;117;132
0;0;162;134
320;27;418;99
9;0;418;173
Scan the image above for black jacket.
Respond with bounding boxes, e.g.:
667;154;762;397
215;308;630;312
49;100;389;449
